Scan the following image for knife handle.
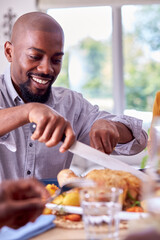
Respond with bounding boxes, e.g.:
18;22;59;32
30;122;65;142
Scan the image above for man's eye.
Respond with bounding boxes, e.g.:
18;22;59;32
52;59;62;64
29;55;41;60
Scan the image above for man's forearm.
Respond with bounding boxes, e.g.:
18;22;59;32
0;104;31;136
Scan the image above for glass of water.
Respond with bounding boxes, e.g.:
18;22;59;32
80;187;123;240
142;117;160;214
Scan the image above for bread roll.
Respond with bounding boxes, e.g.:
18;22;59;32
57;169;79;187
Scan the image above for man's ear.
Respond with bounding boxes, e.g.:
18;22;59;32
4;41;13;62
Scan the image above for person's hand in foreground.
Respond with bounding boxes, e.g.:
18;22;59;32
0;178;50;229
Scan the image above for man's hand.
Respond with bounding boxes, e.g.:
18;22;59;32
89;119;133;154
28;103;75;152
0;102;75;152
0;178;50;229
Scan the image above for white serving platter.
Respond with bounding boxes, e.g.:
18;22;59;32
46;203;149;221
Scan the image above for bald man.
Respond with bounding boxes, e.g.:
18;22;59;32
0;12;147;181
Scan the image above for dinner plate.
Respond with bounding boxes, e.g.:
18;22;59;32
46;203;82;214
118;211;149;220
45;203;149;221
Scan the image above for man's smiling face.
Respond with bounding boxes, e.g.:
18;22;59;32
5;13;64;103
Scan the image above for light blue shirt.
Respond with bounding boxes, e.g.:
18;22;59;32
0;66;148;181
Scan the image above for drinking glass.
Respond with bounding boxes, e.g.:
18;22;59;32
142;117;160;214
80;187;123;240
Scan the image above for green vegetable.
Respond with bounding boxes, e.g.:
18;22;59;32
131;201;141;207
127;191;141;207
127;191;136;201
140;154;149;169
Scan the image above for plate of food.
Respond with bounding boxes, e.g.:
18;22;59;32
42;168;149;221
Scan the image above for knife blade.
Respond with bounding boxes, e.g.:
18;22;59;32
30;123;148;181
69;140;148;181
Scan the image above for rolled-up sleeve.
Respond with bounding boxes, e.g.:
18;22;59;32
112;115;148;155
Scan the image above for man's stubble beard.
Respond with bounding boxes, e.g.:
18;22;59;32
19;78;52;103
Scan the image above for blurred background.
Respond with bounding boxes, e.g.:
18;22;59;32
1;0;160;173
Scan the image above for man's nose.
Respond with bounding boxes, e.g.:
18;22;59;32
37;58;54;75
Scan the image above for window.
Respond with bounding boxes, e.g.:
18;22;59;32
46;2;160;126
122;5;160;112
48;7;113;112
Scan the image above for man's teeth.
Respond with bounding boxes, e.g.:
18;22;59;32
32;77;49;84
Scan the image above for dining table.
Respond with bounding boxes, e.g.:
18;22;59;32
30;218;129;240
31;226;87;240
30;224;128;240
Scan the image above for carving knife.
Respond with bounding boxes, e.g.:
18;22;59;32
30;123;148;181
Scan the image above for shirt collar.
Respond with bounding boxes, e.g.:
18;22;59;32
4;64;23;104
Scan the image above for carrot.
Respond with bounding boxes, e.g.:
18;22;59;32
64;214;81;221
126;206;144;212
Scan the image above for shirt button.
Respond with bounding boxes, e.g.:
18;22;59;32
29;142;33;147
27;170;31;175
